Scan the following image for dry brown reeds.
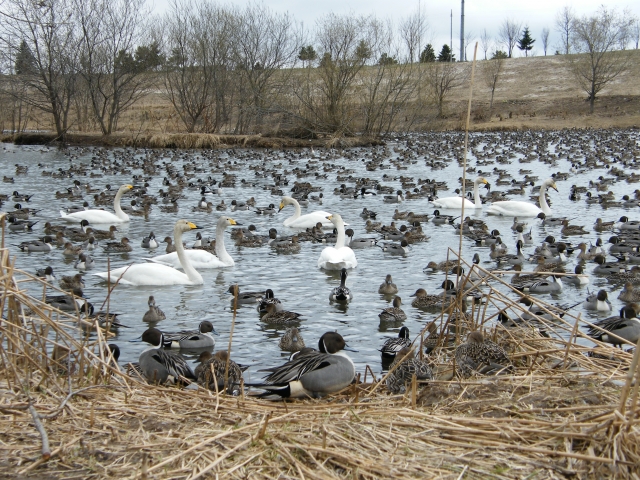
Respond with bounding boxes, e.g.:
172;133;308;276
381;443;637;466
1;214;639;478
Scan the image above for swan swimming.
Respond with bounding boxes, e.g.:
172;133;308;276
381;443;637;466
318;214;357;270
279;196;333;229
486;178;558;217
146;216;238;269
60;184;133;223
431;177;489;210
94;220;203;286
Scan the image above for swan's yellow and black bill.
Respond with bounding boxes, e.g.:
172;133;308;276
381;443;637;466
186;221;200;229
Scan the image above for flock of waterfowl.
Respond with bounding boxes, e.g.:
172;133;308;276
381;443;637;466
2;128;640;398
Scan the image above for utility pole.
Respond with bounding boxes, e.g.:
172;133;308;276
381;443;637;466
450;9;453;62
460;0;465;62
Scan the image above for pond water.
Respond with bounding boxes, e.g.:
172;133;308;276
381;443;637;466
1;129;639;382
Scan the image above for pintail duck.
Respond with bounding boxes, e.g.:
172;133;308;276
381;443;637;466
329;268;353;302
102;237;132;254
195;351;243;394
257;289;282;313
513;275;563;294
15;238;53;252
141;231;158;249
247;331;356;399
261;303;303;325
606;266;640;283
142;295;166;322
561;220;588;236
410;288;454;310
378;274;399;295
618;282;640;303
385;347;433;394
345;229;377;248
86;225;118;241
562;264;590;286
162;320;218;349
279;327;306;352
378;296;407;322
138;328;195;384
379;326;411;358
62;242;83;257
585;306;640;347
536;212;567;227
36;266;56;283
431;210;459;225
582;289;612;311
454;331;512;378
59;273;85;291
594;218;615;232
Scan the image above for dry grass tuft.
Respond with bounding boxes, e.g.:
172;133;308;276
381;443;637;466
1;217;639;478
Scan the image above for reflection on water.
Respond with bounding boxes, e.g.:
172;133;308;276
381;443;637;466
1;130;638;382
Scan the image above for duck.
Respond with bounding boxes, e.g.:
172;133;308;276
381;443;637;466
194;351;243;394
561;220;588;236
141;232;158;249
86;225;118;241
94;219;204;286
585;306;640;347
279;327;306;352
486;178;558;217
380;239;409;254
383;190;404;203
226;285;264;305
14;238;53;253
318;214;357;270
430;176;488;210
163;321;218;349
431;210;459;225
329;268;353;302
345;229;377;248
582;289;613;312
410;288;454;310
36;266;56;283
62;242;83;257
562;265;590;286
279;196;332;228
138;328;195;384
385;347;433;394
378;296;407;322
60;184;133;223
379;326;411;358
257;289;282;313
246;331;356;399
102;237;132;254
261;303;303;325
147;216;238;269
454;331;512;378
513;275;563;294
142;295;166;322
272;235;301;253
59;273;85;291
45;293;92;314
618;282;640;303
378;274;398;295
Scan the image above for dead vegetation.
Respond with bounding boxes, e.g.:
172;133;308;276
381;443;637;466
1;215;639;479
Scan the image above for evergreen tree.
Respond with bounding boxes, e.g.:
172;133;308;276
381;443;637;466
378;53;397;65
491;50;508;59
437;44;455;62
135;42;164;72
298;46;317;64
15;40;36;75
355;40;372;62
517;27;535;57
419;44;436;62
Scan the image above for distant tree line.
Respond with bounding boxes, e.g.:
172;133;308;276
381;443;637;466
0;0;637;137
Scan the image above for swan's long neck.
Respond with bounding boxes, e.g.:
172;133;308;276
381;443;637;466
289;198;301;221
113;188;130;221
175;226;202;283
473;179;482;208
334;220;346;249
214;220;234;265
539;183;551;215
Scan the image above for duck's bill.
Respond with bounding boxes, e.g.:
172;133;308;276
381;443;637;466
343;343;358;352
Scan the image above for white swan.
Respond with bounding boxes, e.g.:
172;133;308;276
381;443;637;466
318;214;357;270
486;178;558;217
146;216;238;269
279;196;333;228
94;220;203;286
60;184;132;223
431;177;488;210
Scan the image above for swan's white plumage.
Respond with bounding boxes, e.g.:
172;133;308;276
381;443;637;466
60;184;132;223
279;196;333;228
318;214;357;270
486;178;558;217
94;220;204;286
431;177;488;210
147;216;237;269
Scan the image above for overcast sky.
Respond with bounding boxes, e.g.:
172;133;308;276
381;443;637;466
152;0;640;59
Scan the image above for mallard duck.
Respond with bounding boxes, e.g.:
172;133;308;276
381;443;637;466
378;296;407;322
385;347;433;394
454;331;512;377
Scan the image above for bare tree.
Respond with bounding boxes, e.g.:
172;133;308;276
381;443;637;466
555;6;575;55
0;0;80;137
399;7;428;63
633;18;640;49
541;28;550;55
570;6;634;113
498;19;522;58
463;31;474;61
75;0;150;135
232;3;301;134
483;56;504;115
479;29;491;60
427;61;464;117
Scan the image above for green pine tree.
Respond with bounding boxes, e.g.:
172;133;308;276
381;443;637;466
419;44;436;63
437;44;455;62
517;27;535;57
378;53;397;66
15;40;36;75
